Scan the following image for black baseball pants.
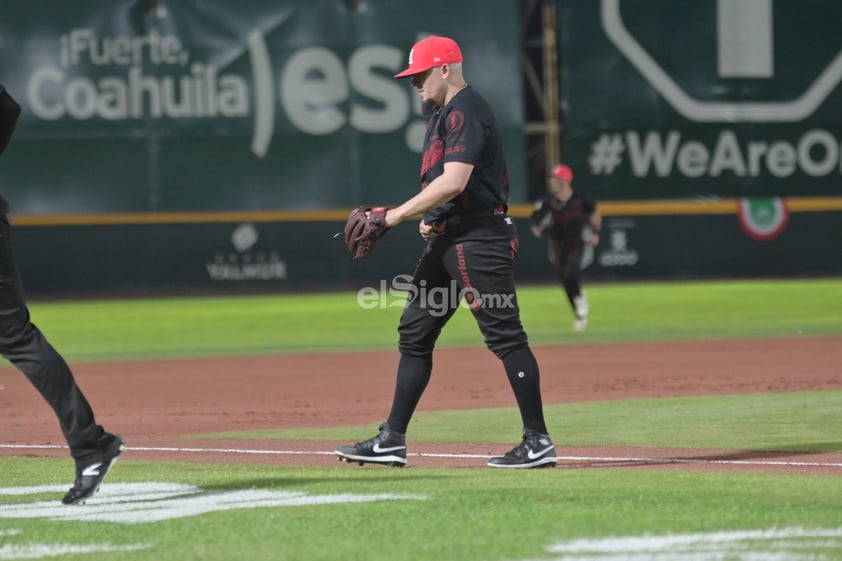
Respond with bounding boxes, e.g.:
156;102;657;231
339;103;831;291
1;85;109;462
386;215;548;435
551;240;585;313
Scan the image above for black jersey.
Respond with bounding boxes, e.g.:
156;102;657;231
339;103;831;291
531;192;597;246
419;87;509;224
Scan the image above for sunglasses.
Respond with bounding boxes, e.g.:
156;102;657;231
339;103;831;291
410;67;437;88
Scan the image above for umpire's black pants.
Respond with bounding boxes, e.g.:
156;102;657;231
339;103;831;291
0;214;108;462
1;85;108;462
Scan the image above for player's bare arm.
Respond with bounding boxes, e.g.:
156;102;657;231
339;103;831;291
385;161;474;228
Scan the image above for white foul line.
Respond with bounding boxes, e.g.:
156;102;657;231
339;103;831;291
1;443;841;469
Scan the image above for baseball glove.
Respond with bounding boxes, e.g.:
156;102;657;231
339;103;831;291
344;206;389;260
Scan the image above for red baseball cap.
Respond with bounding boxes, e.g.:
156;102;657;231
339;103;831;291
550;164;573;182
394;36;463;78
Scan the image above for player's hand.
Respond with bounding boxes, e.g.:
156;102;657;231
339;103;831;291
530;225;543;238
588;234;600;247
419;220;433;240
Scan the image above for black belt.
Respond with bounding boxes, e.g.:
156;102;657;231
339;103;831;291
431;206;507;234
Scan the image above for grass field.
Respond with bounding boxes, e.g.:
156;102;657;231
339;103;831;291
18;278;842;360
194;390;842;451
3;458;842;561
1;279;842;561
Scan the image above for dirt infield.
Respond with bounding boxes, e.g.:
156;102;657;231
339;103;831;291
1;336;841;474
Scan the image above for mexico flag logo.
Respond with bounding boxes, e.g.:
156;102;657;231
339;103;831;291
738;198;789;241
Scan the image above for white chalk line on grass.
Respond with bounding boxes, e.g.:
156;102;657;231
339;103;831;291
2;443;842;469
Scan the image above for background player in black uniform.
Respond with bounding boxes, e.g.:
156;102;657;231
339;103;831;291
531;163;602;331
336;36;557;469
0;85;124;504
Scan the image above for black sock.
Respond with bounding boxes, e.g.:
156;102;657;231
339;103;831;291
501;346;548;434
562;278;581;316
386;353;433;434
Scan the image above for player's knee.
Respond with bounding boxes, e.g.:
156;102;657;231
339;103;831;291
398;329;437;356
485;335;529;359
0;320;40;357
398;340;436;356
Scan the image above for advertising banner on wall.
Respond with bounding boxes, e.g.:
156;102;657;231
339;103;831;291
10;211;841;296
560;0;842;201
0;0;525;214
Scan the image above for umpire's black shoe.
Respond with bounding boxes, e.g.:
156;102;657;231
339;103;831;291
62;435;126;505
487;430;557;469
335;423;406;467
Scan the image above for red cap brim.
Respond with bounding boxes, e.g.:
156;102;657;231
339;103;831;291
394;65;431;79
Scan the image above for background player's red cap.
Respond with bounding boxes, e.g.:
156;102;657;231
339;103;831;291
394;36;463;78
550;164;573;182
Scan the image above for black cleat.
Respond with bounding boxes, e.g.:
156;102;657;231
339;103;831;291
62;435;126;505
335;423;407;467
487;430;557;469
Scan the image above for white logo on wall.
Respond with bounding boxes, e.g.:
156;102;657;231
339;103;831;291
25;27;426;157
587;128;842;179
601;0;842;122
592;0;842;181
206;223;288;281
598;220;638;267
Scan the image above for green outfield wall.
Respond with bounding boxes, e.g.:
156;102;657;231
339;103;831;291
0;0;524;213
11;200;841;296
1;1;841;296
561;0;842;200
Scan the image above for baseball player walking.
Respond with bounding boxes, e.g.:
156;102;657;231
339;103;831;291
337;36;557;469
531;164;602;331
0;84;124;504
